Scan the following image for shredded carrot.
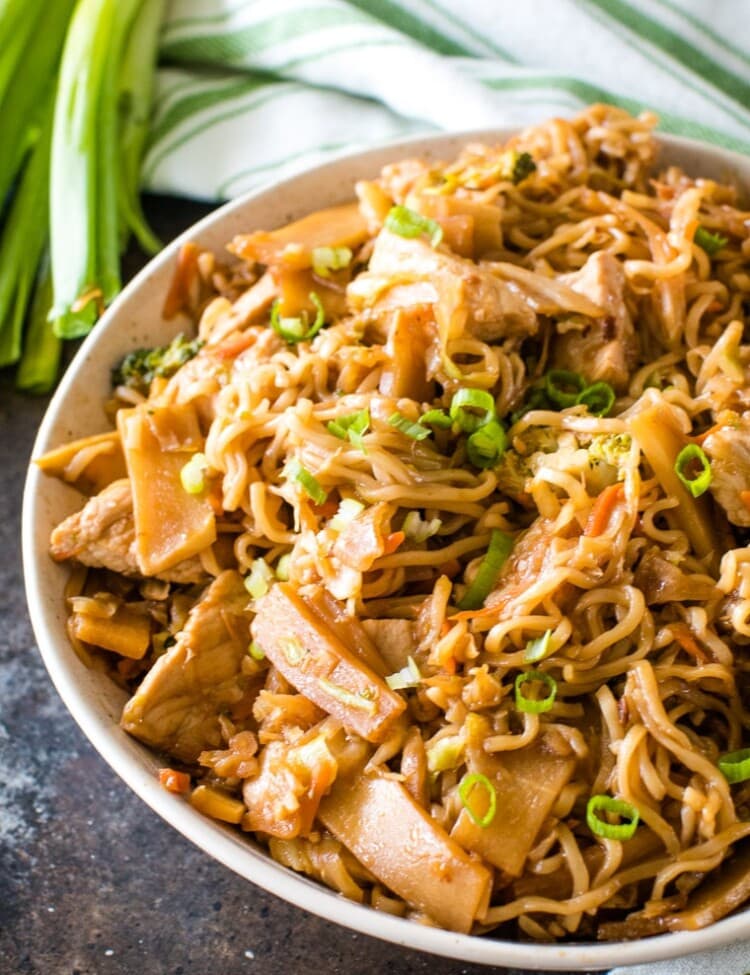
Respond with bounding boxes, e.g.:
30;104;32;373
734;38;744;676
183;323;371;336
584;483;625;537
449;602;499;622
163;242;200;319
691;423;722;446
669;624;708;663
383;531;405;555
741;490;750;514
311;499;339;519
159;768;191;794
439;620;451;638
212;331;256;360
437;558;461;578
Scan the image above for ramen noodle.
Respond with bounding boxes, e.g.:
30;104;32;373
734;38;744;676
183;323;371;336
39;103;750;941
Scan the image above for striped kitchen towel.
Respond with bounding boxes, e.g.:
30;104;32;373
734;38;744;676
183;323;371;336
146;0;750;201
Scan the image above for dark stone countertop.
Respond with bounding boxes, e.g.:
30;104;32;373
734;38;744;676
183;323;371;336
0;196;593;975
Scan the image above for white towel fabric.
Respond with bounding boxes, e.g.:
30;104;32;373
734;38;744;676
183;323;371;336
146;3;750;973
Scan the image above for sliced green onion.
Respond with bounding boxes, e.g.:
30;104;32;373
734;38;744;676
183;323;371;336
450;388;496;433
388;412;431;441
385;656;422;690
544;369;586;408
457;529;514;611
420;408;453;429
586;795;640;840
524;629;553;663
402;511;442;543
674;443;712;498
384;205;443;247
244;558;275;599
311;245;352;277
329;498;366;532
694;226;728;257
284;458;328;504
275;554;291;582
248;641;266;661
180;452;208;495
466;419;507;469
577;381;615;417
458;772;497;828
327;408;370;450
718;748;750;784
270;291;325;344
515;670;557;714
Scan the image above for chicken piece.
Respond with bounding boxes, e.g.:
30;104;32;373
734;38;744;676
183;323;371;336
36;430;126;496
332;502;395;572
348;229;537;342
555;251;638;392
121;571;253;762
361;618;416;672
702;415;750;527
378;308;435;401
483;516;566;618
634;548;718;605
49;479;205;584
251;584;405;742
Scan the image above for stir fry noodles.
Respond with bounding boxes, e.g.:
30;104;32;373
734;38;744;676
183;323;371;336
40;104;750;941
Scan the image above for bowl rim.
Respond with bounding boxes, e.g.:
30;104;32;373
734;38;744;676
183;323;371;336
22;126;750;971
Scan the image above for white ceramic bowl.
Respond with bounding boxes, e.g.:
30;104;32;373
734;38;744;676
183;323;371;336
23;129;750;971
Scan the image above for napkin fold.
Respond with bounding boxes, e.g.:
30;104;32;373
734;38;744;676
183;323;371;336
147;3;750;973
147;0;750;200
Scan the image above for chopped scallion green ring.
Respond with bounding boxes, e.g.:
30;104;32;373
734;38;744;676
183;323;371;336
544;369;586;408
284;458;328;504
577;381;615;417
248;641;266;661
515;670;557;714
275;554;291;582
586;795;640;840
694;226;728;257
466;419;507;469
244;558;275;599
270;291;325;344
450;388;496;433
458;772;497;828
524;629;553;663
674;443;712;498
180;452;207;495
718;748;750;784
420;408;453;429
384;205;443;247
327;408;370;450
385;656;422;690
457;529;514;611
388;412;432;440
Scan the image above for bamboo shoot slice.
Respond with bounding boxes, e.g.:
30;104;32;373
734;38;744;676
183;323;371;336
71;604;150;659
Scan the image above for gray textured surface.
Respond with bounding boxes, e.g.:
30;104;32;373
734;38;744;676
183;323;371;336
0;197;591;975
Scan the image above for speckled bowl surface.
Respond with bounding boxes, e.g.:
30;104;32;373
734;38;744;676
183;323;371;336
22;129;750;970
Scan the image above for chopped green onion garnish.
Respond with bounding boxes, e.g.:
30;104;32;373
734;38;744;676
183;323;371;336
388;412;432;440
384;204;443;247
311;245;352;278
327;408;370;450
420;408;453;429
515;670;557;714
450;388;496;433
544;369;586;408
179;452;208;495
427;735;465;774
248;641;266;661
674;443;712;498
457;529;514;611
458;772;497;828
270;291;325;344
244;558;275;599
329;497;365;532
577;381;615;417
694;226;728;257
403;511;442;543
466;419;507;469
284;458;328;504
524;629;553;663
586;795;640;840
718;748;750;784
275;554;291;582
385;656;422;690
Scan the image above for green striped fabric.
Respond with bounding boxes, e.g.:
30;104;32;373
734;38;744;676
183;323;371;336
145;0;750;200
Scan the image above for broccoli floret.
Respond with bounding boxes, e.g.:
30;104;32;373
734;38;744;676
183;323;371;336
111;333;203;393
509;150;537;185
